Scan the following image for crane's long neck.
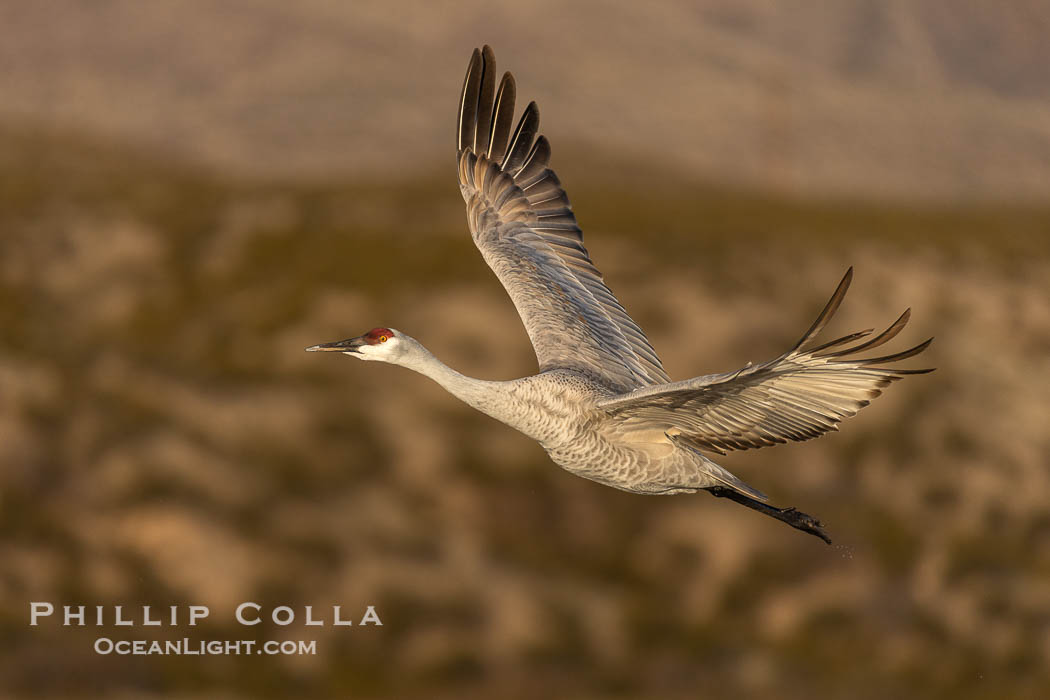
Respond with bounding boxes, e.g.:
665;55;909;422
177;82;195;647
395;343;510;421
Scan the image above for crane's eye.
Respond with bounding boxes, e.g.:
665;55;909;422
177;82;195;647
379;335;388;343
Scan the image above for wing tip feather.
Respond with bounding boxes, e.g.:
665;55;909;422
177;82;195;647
790;267;854;354
457;47;484;153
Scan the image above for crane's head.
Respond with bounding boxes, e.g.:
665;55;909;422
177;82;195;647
306;327;405;363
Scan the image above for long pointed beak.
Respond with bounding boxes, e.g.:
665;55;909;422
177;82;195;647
305;336;366;353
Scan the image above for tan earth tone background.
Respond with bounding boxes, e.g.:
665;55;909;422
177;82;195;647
2;2;1049;699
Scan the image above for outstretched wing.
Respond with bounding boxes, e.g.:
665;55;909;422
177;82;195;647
457;46;669;393
598;269;934;453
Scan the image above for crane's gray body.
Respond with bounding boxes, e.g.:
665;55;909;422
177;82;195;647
308;46;932;541
446;367;671;492
512;371;720;496
392;338;791;500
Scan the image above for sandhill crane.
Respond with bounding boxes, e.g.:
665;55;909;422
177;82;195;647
307;46;933;544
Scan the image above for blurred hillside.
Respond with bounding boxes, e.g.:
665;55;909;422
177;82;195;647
2;123;1049;699
2;0;1050;200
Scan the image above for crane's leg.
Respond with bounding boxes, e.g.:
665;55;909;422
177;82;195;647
707;487;832;545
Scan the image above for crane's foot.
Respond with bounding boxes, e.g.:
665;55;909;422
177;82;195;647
707;486;832;545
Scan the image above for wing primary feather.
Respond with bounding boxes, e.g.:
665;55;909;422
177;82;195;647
819;308;911;358
488;72;516;164
503;101;540;173
516;136;552;181
458;48;482;152
857;337;934;366
474;46;497;154
788;267;853;354
807;328;874;354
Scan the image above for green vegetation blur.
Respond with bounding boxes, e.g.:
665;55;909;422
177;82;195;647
2;125;1049;700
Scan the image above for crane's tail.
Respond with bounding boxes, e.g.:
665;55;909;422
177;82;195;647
667;433;768;501
668;433;831;542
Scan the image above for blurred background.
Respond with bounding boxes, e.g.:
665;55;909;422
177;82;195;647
2;1;1049;698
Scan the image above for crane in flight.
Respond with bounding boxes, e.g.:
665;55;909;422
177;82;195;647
308;46;933;544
